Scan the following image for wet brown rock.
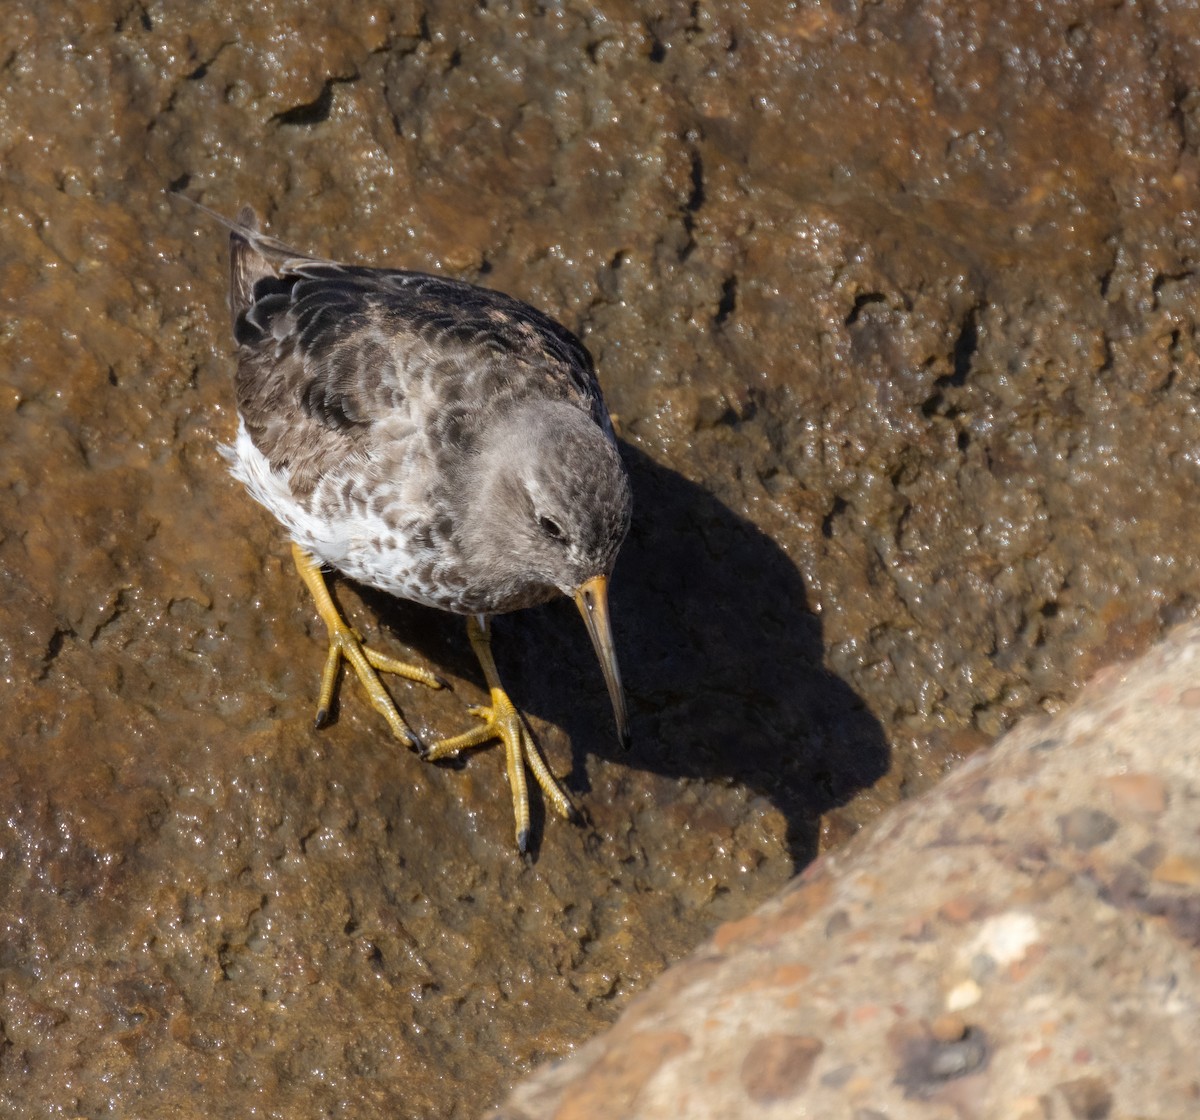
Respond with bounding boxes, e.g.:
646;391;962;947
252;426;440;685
3;0;1200;1116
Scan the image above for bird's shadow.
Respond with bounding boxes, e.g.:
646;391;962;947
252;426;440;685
354;441;888;867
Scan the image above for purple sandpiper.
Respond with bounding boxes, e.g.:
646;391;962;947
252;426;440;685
188;200;631;852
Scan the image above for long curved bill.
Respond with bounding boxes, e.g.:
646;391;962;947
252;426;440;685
574;575;631;749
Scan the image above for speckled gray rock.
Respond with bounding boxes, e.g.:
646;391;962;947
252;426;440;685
495;623;1200;1119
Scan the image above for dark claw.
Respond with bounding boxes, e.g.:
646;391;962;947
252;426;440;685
315;707;330;729
516;827;530;855
618;726;632;752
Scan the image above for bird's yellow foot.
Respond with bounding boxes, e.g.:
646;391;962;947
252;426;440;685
419;614;574;851
422;684;575;853
292;543;444;748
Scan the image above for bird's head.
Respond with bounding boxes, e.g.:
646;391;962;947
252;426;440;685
462;399;632;746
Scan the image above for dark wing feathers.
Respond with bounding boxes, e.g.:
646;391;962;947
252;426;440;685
233;257;605;441
288;264;596;382
218;204;611;493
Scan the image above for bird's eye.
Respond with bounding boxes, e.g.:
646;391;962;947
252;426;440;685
539;516;564;540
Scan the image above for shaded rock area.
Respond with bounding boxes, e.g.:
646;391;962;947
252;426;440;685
496;621;1200;1120
0;0;1198;1116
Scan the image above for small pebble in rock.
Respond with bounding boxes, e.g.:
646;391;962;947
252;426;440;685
895;1026;990;1099
946;979;982;1011
931;1012;968;1043
1058;808;1119;850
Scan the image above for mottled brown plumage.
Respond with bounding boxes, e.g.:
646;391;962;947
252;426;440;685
189;199;632;851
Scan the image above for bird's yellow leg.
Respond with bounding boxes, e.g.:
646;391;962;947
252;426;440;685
291;543;443;748
422;614;574;851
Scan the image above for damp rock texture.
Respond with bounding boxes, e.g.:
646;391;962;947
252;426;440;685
2;0;1199;1116
496;621;1200;1120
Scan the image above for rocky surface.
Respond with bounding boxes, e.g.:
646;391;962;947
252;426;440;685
497;621;1200;1119
1;0;1198;1116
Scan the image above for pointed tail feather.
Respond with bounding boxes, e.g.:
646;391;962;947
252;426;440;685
228;207;270;329
168;191;327;331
